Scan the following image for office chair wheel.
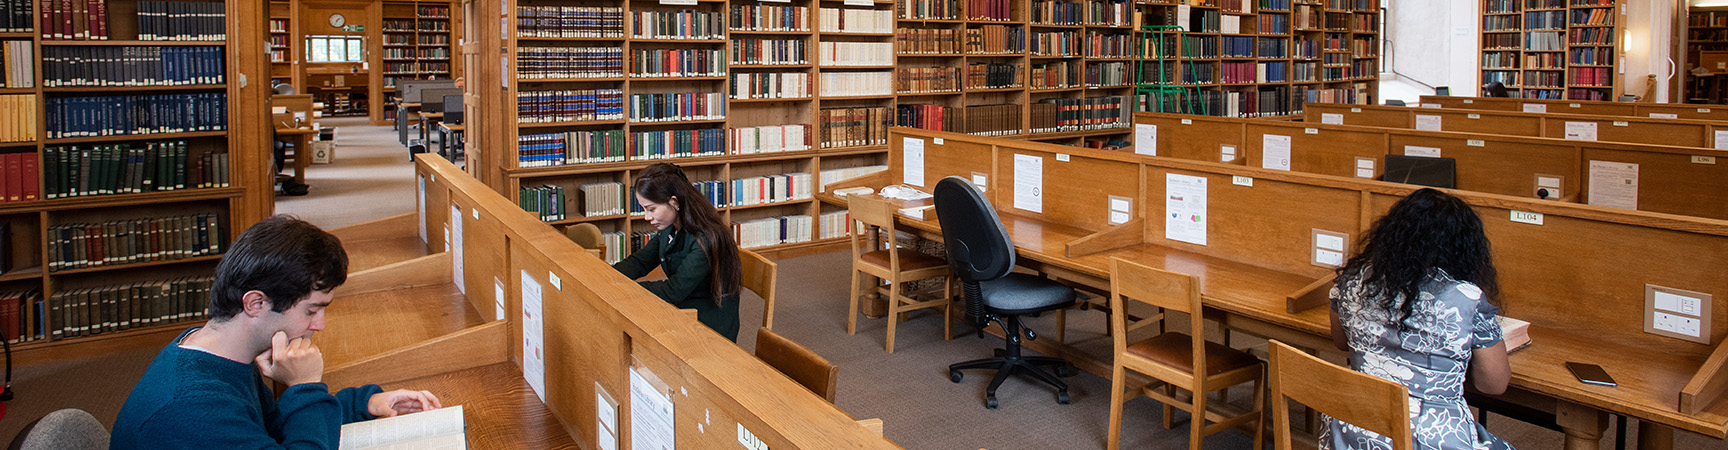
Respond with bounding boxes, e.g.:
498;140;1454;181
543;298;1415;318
1057;390;1070;405
949;370;963;383
985;395;998;410
1057;364;1074;377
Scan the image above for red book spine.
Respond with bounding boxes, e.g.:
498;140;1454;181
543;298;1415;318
39;0;52;39
22;152;39;201
6;153;21;202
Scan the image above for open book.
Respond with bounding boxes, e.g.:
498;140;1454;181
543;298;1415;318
1496;316;1532;353
339;404;466;450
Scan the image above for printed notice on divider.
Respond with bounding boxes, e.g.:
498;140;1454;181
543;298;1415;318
1135;124;1157;155
1523;103;1546;113
1587;160;1638;210
1320;113;1343;125
1715;130;1728;150
1164;174;1208;246
902;137;925;187
1564;122;1597;141
1014;154;1043;213
451;205;465;294
1261;134;1292;171
1415;115;1441;131
521;270;546;403
630;362;677;450
417;176;427;243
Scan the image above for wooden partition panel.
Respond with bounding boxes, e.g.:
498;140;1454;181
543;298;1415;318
1418;96;1728;123
1308;103;1544;136
1536;118;1711;149
992;146;1141;233
1141;116;1249;163
891;133;996;195
1383;134;1582;200
1140;165;1361;279
1240;123;1389;179
1580;148;1728;220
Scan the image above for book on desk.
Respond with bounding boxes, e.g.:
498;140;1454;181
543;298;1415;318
338;404;466;450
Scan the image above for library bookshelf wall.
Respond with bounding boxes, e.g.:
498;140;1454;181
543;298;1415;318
1684;8;1728;104
468;0;1381;256
376;0;460;124
1479;0;1621;101
0;0;271;354
269;1;297;91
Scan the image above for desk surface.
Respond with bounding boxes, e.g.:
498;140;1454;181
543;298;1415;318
420;111;445;119
323;274;485;369
379;362;578;450
440;122;465;132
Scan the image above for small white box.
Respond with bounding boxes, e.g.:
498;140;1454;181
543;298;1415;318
311;141;335;164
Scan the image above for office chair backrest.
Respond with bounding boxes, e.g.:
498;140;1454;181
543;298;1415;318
442;94;465;124
419;88;461;111
739;248;778;330
755;327;838;402
931;176;1014;283
8;408;108;450
1382;155;1457;189
401;80;457;103
1269;340;1413;450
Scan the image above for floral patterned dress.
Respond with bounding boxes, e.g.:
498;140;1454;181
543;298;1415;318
1324;268;1515;450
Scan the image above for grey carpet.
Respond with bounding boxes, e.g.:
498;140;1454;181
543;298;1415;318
274;116;420;229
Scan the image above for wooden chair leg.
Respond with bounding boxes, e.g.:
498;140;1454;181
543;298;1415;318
1107;365;1127;450
1162;384;1176;429
848;269;860;335
1251;372;1265;450
885;284;901;354
1189;383;1207;448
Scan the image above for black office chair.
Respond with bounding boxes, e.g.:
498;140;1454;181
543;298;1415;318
933;176;1077;409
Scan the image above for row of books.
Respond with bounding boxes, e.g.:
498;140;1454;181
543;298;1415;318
0;95;35;143
599;230;628;263
897;103;958;132
895;67;960;94
45;93;228;138
966;0;1013;21
730;72;808;99
817;210;850;239
36;0;108;40
0;289;39;343
1569;8;1611;26
1;41;33;88
821;71;892;97
734;214;813;249
628;92;725;122
629;48;725;78
579;181;625;217
516;89;626;123
1523;11;1564;30
518;130;628;167
729;5;807;32
417;5;451;18
1568;67;1609;87
517;47;623;80
730;38;806;65
731;124;810;155
0;0;29;32
1030;61;1080;89
1085;0;1131;26
1031;30;1079;57
0;151;37;202
50;276;215;341
1570;28;1611;45
818;106;889;148
820;42;893;66
965;25;1026;54
960;103;1022;137
730;172;812;207
819;8;891;34
521;185;567;221
48;213;223;272
967;62;1019;89
897;0;958;20
1029;96;1131;133
136;1;226;41
516;6;626;38
817;165;884;191
1257;12;1289;34
44;141;226;199
630;10;726;40
631;128;726;160
41;46;226;87
1030;0;1081;26
896;28;961;55
1568;47;1610;66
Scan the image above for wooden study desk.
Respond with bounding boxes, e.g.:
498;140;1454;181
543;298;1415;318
274;127;316;186
397;102;423;145
437;121;464;158
377;363;578;449
419;111;444;147
819;127;1728;450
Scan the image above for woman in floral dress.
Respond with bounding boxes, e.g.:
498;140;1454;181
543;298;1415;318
1325;188;1514;450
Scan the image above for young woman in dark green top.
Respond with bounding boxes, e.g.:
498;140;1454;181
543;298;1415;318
613;163;744;341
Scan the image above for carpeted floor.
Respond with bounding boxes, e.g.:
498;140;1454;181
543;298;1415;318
274;116;422;229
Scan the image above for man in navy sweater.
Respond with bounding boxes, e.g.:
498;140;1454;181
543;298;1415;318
111;215;442;449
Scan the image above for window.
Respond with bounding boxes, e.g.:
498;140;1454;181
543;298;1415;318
305;35;365;63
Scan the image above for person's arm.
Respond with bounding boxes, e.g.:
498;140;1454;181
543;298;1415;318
1328;284;1350;352
332;384;384;424
612;233;661;279
141;389;345;450
1470;342;1511;395
639;243;711;303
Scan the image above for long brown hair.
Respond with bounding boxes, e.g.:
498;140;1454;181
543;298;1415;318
633;163;741;305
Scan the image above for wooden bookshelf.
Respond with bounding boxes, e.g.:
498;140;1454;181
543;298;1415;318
1478;0;1621;101
0;0;273;354
1684;7;1728;104
269;0;297;91
464;0;1381;256
369;0;462;125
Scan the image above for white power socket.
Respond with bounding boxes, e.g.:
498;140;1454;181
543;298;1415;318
1653;312;1702;339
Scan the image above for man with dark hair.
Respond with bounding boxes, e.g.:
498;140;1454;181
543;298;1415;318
111;215;442;449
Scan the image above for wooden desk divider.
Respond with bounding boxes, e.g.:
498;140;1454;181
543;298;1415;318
321;154;898;449
1133;112;1728;221
1305;102;1728;150
854;127;1728;441
1417;96;1728;123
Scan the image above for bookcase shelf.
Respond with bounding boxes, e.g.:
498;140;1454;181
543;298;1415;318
0;267;44;283
50;254;223;276
40;41;225;46
370;0;463;125
1478;0;1622;100
42;85;227;93
44;131;228;145
1;188;245;215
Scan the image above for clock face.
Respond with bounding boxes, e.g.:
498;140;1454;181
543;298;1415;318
328;14;346;27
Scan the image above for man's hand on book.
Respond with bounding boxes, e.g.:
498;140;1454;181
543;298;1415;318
256;331;324;386
369;389;443;418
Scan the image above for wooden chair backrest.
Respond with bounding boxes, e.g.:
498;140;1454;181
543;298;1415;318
1269;340;1412;450
739;249;778;330
755;327;838;402
565;223;603;248
846;194;895;265
1109;258;1206;375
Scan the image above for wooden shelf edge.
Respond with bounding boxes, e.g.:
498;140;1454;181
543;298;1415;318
6;187;245;214
49;254;224;277
44;130;227;145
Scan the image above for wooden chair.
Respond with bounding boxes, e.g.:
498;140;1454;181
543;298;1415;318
739;248;778;330
755;327;838;402
1269;340;1413;450
846;195;952;353
564;223;605;259
1106;258;1263;450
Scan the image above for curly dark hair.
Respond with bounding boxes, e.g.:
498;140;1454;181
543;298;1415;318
1338;188;1498;330
633;163;741;306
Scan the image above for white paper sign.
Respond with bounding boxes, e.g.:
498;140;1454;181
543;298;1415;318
1321;113;1343;124
451;205;465;294
1587;160;1639;210
1135;124;1157;155
630;366;676;450
1564;122;1598;141
1523;103;1547;113
416;175;427;243
1220;145;1236;162
1108;196;1132;225
1404;146;1442;158
1415;115;1442;131
902;137;925;187
1013;154;1043;213
1261;135;1292;171
521;270;546;402
1714;130;1728;150
1650;113;1678;119
1164;174;1208;246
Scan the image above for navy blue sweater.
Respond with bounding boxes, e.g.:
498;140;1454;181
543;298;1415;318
111;328;383;449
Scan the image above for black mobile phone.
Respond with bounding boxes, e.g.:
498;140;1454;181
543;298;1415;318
1566;362;1617;387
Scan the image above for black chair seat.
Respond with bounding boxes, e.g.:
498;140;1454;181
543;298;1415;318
981;273;1076;315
